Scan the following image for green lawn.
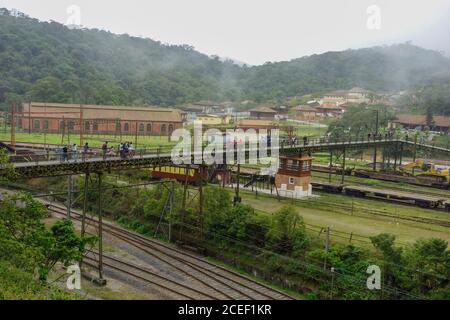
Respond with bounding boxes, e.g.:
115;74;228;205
235;188;450;248
0;130;176;149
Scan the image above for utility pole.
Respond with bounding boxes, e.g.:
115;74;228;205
135;121;138;148
323;226;330;270
10;103;16;148
234;164;241;205
372;110;379;172
67;175;73;218
328;150;333;183
198;166;204;239
97;173;105;284
79;172;89;269
81;173;89;238
168;180;174;243
330;267;335;300
79;104;84;146
412;134;418;175
341;147;346;184
180;165;190;241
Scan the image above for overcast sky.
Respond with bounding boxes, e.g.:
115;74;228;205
2;0;450;65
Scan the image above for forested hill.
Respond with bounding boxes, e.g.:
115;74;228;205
1;8;450;107
241;45;450;102
0;8;242;106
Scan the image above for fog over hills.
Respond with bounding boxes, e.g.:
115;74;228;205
1;8;450;107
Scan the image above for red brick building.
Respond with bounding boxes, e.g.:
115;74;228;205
19;102;183;135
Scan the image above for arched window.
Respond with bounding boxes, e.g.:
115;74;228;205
33;120;40;130
93;122;98;131
161;124;167;133
139;123;144;132
116;122;121;131
146;123;152;132
60;121;65;131
168;124;174;133
85;122;90;131
68;121;75;130
43;120;49;130
124;122;129;132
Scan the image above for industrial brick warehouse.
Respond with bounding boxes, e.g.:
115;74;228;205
17;102;184;135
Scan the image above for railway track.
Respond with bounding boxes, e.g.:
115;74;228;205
312;174;450;199
82;251;217;300
47;203;294;300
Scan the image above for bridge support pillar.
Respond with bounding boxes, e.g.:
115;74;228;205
96;172;105;284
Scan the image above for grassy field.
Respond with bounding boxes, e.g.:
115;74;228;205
312;171;450;198
235;188;450;248
0;130;176;148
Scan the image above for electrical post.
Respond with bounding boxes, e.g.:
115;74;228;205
79;172;89;269
79;104;84;146
234;164;241;205
135;120;138;148
341;147;346;184
67;175;73;218
412;134;418;175
180;165;190;241
10;103;16;148
330;267;335;300
328;149;333;183
198;165;204;240
323;226;330;270
97;172;106;285
168;180;174;243
373;110;379;171
81;173;89;238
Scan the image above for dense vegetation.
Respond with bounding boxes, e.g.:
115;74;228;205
397;80;450;116
36;172;446;300
327;105;397;140
0;192;91;299
2;8;450;109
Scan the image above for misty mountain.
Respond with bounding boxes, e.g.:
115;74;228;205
1;8;450;107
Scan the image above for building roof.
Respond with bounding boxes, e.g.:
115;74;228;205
197;114;220;118
324;90;348;97
249;106;277;113
396;114;450;127
24;102;182;122
348;87;371;94
325;87;371;97
237;119;277;127
293;105;317;112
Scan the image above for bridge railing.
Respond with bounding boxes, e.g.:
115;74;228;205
8;145;176;166
7;135;410;166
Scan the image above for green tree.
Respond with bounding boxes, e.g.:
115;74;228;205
266;206;309;255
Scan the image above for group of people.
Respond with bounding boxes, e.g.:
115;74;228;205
59;140;136;162
118;142;135;158
59;142;90;162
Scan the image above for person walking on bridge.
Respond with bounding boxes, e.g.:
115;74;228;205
82;143;89;161
102;141;108;160
71;143;78;162
62;145;68;162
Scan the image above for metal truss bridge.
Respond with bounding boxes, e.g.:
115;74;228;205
1;138;449;179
